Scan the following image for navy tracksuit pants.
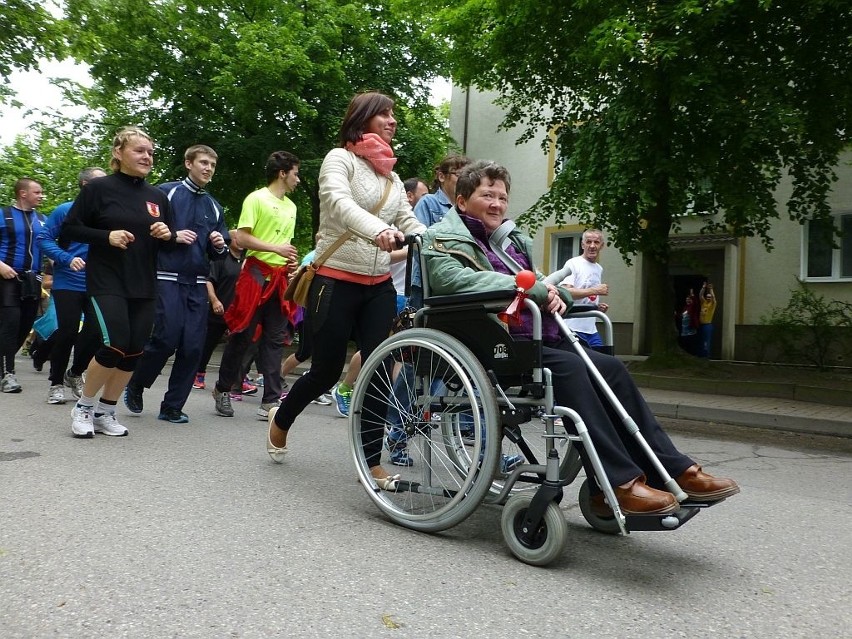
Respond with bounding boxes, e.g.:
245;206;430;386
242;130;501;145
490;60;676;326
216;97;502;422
130;280;208;412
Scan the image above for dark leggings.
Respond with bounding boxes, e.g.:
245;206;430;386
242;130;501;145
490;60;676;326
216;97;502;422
48;289;100;384
89;295;156;371
275;275;396;467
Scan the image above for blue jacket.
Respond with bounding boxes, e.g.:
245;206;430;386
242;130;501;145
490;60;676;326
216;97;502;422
37;201;87;292
1;205;45;272
413;188;452;228
157;177;229;284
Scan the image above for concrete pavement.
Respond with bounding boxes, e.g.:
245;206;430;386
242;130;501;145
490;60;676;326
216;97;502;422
2;354;851;638
640;386;852;438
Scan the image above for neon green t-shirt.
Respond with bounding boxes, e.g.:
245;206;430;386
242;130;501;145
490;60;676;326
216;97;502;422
237;187;297;267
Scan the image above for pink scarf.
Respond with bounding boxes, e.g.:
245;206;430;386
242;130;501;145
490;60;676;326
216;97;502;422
345;133;397;176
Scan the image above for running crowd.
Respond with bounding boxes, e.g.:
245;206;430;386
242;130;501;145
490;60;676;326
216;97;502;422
1;91;738;511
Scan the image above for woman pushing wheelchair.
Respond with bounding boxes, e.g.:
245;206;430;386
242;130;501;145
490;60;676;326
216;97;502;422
420;160;739;516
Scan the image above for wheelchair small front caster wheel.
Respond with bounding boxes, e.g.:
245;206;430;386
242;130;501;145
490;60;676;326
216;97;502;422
578;479;621;535
501;493;567;566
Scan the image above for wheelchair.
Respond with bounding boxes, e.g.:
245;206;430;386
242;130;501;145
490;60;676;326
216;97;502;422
349;239;717;566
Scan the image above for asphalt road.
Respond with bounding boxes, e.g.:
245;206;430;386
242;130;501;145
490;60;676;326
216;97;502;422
2;358;850;638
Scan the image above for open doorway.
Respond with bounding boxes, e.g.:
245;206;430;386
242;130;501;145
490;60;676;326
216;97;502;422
669;249;725;359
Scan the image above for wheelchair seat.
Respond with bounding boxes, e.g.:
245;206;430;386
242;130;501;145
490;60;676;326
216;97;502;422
421;290;541;391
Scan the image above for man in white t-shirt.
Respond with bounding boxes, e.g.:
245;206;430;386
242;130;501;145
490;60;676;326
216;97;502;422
560;229;609;348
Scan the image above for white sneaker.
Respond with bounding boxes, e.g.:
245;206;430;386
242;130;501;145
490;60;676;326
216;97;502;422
47;384;66;404
71;404;95;438
93;411;128;437
311;393;333;406
1;372;22;393
256;401;280;421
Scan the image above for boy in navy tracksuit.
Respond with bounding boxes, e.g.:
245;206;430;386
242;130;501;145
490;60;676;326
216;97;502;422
124;145;229;423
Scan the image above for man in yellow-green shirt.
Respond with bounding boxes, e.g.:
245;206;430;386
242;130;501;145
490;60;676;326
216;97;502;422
212;151;300;418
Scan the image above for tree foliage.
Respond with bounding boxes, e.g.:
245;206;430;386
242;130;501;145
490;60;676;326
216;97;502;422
401;0;852;354
0;125;103;211
0;1;68;101
61;0;452;251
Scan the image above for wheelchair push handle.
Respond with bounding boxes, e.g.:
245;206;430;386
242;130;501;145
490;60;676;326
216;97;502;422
393;233;420;250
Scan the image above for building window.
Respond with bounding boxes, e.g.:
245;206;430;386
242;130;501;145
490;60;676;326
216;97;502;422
804;213;852;280
551;233;582;272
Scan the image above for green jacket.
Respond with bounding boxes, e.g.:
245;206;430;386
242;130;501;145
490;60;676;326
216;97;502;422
421;208;572;309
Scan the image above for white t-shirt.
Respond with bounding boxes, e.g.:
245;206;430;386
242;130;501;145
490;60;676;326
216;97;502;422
561;255;604;334
390;259;407;296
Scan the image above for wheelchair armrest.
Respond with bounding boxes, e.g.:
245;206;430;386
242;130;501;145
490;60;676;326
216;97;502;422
566;304;599;315
424;289;516;307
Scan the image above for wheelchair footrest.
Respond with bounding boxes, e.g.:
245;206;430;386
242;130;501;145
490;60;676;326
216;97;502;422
624;500;717;531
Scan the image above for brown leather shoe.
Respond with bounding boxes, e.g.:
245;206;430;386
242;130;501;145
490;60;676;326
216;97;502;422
592;476;678;516
676;464;740;501
617;476;679;514
589;493;615;518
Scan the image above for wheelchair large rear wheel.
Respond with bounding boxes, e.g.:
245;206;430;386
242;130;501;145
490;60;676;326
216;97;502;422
350;329;500;533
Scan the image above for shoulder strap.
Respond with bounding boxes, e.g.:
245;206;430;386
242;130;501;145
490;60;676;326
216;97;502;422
311;232;351;269
371;178;393;216
312;178;395;268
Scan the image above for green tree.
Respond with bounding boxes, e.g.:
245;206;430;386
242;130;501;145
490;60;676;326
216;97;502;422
0;125;103;211
62;0;452;252
0;0;68;101
405;0;852;355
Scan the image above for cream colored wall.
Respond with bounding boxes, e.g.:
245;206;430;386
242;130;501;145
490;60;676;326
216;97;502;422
740;152;852;323
450;86;550;220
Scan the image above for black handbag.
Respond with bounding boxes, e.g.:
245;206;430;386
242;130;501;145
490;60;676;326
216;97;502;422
18;271;42;301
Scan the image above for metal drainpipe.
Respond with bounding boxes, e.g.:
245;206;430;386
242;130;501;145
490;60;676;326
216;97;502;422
462;84;470;154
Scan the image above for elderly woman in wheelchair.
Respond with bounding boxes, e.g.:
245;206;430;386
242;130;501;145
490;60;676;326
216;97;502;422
349;160;738;565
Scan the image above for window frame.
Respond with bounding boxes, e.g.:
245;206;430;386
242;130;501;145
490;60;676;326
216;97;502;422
549;232;583;273
802;211;852;282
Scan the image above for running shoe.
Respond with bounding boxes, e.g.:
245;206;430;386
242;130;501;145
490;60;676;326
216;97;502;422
193;373;206;390
1;373;22;393
256;401;280;421
213;387;234;417
311;393;333;406
64;370;84;399
93;412;128;436
158;407;190;424
500;454;524;474
47;384;66;405
333;384;351;417
124;383;144;414
71;404;94;438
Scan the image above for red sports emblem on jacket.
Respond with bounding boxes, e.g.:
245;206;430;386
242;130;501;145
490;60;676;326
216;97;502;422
146;201;161;218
